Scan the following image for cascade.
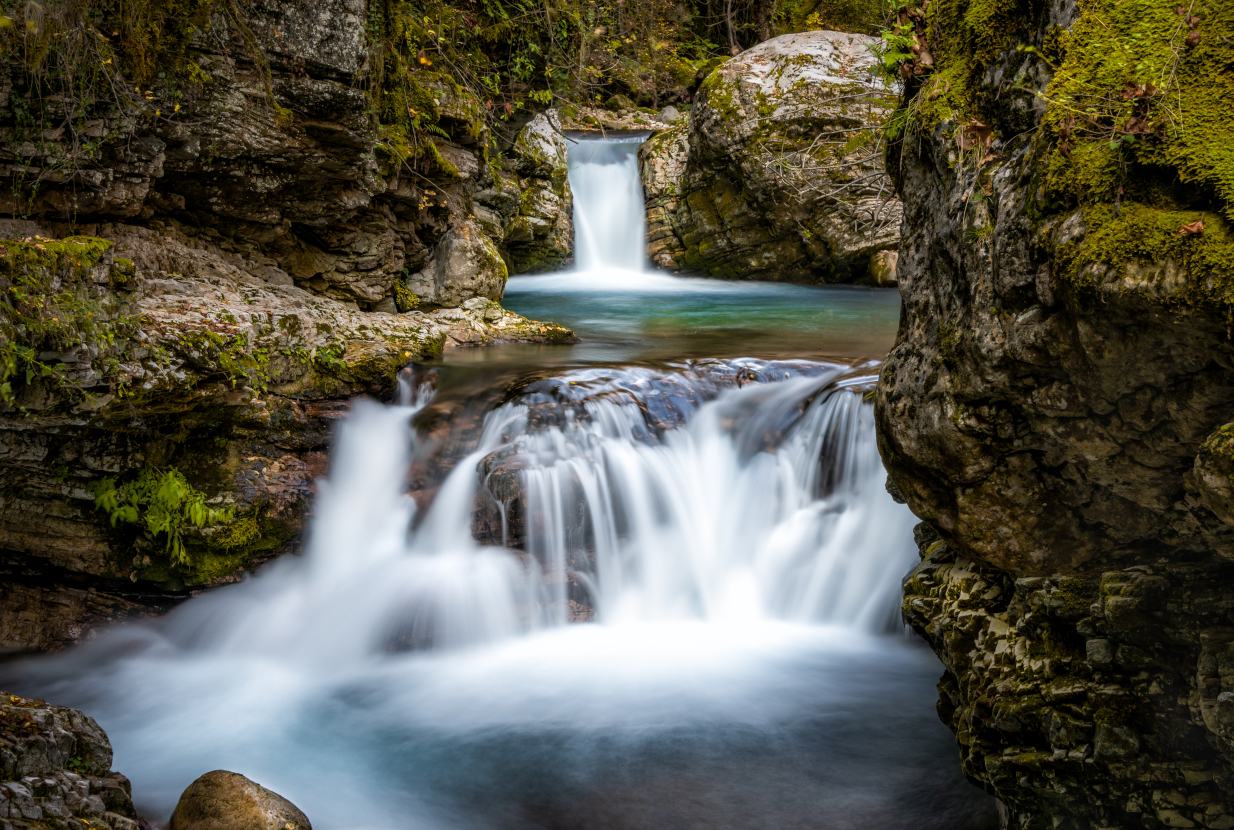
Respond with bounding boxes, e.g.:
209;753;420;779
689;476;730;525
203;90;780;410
1;137;995;830
567;133;648;273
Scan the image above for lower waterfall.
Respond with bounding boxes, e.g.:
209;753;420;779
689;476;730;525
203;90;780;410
0;136;996;830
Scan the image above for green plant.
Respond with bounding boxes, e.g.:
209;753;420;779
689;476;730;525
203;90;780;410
92;468;233;565
0;235;133;405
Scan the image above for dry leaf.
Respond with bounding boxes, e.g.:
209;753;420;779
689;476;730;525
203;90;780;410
539;326;547;333
1185;29;1201;47
1179;220;1204;236
957;120;992;152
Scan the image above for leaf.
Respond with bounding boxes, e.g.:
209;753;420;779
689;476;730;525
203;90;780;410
1185;29;1201;48
1178;220;1204;236
957;120;992;151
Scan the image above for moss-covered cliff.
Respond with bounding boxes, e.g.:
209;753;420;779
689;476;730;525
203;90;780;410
876;0;1234;826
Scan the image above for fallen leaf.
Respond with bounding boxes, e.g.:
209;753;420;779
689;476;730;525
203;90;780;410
539;326;547;333
1179;219;1204;236
957;120;992;152
1185;29;1201;47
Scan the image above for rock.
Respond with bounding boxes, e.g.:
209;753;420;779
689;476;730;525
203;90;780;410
866;250;897;287
170;771;310;830
510;112;569;181
406;221;508;307
0;692;138;827
656;105;681;124
501;113;574;274
640;30;901;283
0;222;572;652
877;0;1234;825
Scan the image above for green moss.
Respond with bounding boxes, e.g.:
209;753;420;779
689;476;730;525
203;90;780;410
1043;0;1234;219
1052;576;1098;620
110;256;136;288
1056;202;1234;302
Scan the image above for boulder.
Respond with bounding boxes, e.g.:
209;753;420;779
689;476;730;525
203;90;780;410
640;30;901;283
170;771;310;830
406;221;509;307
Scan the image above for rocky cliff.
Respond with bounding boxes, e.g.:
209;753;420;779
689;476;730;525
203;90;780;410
875;0;1234;827
0;0;576;652
639;30;901;284
0;691;138;830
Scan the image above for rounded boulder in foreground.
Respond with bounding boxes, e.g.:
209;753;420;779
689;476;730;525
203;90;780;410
170;770;311;830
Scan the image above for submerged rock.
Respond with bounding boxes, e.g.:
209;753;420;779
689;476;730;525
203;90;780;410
0;692;138;830
170;771;310;830
641;30;901;283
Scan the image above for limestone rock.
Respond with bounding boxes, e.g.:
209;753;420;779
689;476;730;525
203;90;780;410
640;30;901;283
510;112;569;181
406;222;509;307
874;0;1234;825
170;771;310;830
0;222;572;652
0;692;137;829
500;113;574;274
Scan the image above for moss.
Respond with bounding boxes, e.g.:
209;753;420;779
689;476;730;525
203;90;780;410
1042;0;1234;220
1052;576;1098;621
110;256;136;288
0;235;135;406
1056;202;1234;303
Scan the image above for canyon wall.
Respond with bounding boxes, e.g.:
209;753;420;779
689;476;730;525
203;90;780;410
876;0;1234;827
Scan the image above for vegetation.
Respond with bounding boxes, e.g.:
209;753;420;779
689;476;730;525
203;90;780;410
0;235;131;405
877;0;1233;304
91;467;233;565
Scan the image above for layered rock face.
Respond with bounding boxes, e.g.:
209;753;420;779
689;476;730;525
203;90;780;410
0;0;576;652
0;1;575;308
640;30;901;283
876;0;1234;826
0;692;138;830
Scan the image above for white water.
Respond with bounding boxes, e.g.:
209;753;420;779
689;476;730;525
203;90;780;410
566;133;648;274
3;137;996;830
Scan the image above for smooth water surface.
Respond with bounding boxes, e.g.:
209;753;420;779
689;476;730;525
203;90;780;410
502;269;901;364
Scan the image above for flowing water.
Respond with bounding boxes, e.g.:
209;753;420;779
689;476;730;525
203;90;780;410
1;134;996;830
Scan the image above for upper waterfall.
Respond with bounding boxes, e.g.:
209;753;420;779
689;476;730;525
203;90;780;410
567;133;649;273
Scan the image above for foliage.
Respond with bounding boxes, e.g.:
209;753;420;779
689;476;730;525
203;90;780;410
0;234;131;405
92;467;233;565
0;0;279;214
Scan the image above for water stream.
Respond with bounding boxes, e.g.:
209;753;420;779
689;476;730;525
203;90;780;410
1;134;996;830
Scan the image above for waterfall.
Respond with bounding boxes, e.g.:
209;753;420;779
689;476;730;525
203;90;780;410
137;362;913;664
0;137;996;830
567;133;649;273
488;364;913;632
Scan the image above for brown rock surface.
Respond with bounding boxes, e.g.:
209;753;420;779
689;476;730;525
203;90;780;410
170;771;309;830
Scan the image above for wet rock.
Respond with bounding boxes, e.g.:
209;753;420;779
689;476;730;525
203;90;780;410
640;31;901;283
170;770;310;830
